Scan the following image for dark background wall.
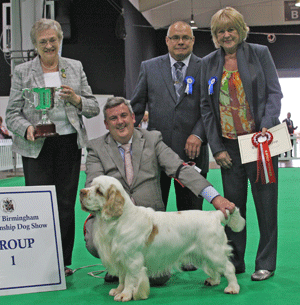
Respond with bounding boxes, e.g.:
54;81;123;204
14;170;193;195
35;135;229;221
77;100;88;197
0;0;125;96
1;0;300;98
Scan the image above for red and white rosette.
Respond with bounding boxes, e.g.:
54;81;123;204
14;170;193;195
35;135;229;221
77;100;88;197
252;131;276;184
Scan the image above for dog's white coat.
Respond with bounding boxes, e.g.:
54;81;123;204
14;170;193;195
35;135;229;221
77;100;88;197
80;175;245;302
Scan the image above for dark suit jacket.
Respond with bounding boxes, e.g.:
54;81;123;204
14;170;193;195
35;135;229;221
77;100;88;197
85;128;211;211
131;53;209;174
200;42;283;155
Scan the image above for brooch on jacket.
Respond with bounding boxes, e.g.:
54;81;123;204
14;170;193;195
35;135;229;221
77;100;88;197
208;76;217;95
184;76;195;94
61;69;66;78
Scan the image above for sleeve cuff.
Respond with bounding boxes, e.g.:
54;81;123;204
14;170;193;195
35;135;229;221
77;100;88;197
199;186;220;203
192;134;203;142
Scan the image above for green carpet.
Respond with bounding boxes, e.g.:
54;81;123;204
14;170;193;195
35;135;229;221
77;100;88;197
1;168;299;304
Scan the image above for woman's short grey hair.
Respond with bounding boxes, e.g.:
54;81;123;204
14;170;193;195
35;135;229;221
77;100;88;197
30;18;63;46
103;97;134;120
210;7;249;49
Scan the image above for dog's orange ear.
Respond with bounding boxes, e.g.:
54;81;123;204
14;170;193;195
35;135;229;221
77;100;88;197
102;184;125;220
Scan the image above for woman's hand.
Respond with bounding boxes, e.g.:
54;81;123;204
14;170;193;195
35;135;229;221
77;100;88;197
261;127;268;136
214;150;232;169
60;85;82;110
26;125;35;142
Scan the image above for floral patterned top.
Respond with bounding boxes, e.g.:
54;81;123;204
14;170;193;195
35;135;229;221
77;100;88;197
219;68;255;139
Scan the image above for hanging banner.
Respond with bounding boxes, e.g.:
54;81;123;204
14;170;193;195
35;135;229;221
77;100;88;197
0;185;66;296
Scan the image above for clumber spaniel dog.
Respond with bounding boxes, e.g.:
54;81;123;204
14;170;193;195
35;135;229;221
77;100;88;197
80;175;245;302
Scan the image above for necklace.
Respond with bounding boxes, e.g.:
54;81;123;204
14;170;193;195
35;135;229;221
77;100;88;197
40;60;59;71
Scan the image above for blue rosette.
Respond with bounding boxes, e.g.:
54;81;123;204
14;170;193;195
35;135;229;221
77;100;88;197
184;76;195;95
208;76;217;95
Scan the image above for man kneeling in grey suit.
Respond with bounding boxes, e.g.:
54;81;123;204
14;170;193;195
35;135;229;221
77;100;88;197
83;96;235;285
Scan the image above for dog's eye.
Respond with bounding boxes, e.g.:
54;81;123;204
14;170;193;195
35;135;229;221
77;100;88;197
96;188;104;196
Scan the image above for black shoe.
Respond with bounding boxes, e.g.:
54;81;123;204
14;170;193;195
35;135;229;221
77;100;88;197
104;272;119;283
181;264;198;271
235;269;245;274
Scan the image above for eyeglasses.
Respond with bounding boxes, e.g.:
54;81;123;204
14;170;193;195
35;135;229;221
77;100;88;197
38;38;59;47
167;35;193;42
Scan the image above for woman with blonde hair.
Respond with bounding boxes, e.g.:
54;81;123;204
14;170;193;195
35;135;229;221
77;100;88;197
200;7;282;281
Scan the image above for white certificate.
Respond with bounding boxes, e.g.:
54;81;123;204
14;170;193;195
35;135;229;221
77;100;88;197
238;123;292;164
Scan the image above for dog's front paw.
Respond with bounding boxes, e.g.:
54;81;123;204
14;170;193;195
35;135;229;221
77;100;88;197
224;284;240;294
109;288;120;297
114;291;133;302
109;284;124;297
204;277;220;286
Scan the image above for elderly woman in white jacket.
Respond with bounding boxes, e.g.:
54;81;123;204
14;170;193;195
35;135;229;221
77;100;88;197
6;18;100;276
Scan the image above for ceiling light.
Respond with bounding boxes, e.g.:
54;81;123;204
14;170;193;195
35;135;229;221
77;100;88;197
296;0;300;7
189;0;198;29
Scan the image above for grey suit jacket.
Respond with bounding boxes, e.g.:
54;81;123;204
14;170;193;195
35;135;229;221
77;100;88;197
6;56;100;158
131;53;209;174
85;128;211;211
200;42;283;155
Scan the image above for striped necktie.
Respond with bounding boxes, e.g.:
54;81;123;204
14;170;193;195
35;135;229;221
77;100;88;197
121;143;134;185
174;62;185;100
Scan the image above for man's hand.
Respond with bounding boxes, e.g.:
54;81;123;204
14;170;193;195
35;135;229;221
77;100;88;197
211;196;235;219
185;135;202;159
214;151;232;169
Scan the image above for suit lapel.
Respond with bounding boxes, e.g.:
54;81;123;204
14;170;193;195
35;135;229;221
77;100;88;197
58;57;70;86
177;53;200;104
105;134;127;182
208;50;224;122
31;57;46;88
236;43;253;111
159;55;177;104
131;129;144;186
105;130;144;187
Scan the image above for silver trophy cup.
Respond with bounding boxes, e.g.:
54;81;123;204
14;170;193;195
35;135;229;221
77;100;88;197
22;87;60;138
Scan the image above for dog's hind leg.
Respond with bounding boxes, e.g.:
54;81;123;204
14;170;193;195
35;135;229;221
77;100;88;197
201;257;221;287
204;271;221;287
223;260;240;294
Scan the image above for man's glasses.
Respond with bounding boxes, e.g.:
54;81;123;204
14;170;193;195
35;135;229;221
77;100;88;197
167;35;193;42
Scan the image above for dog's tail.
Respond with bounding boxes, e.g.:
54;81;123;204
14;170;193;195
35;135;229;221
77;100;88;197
220;208;245;232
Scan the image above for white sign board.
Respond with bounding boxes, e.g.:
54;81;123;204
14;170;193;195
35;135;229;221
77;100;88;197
0;185;66;296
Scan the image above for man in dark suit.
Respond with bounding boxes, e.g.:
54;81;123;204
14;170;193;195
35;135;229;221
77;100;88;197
283;112;297;135
283;112;297;157
84;96;235;283
130;21;208;218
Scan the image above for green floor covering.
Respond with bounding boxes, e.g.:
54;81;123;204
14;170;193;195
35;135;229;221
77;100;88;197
0;168;299;304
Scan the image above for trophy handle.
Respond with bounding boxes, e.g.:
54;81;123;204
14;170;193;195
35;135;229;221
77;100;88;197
22;88;39;108
22;88;32;104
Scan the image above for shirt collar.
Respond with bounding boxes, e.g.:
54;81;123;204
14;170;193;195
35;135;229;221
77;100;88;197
116;136;133;148
169;53;192;68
